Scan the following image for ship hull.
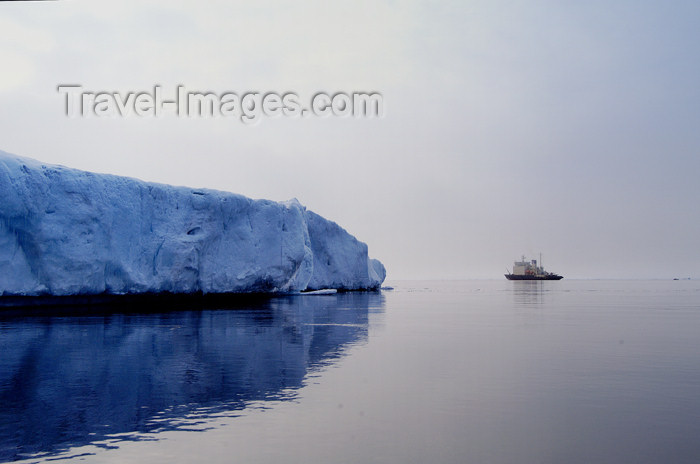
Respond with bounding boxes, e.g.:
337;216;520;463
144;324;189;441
505;274;563;281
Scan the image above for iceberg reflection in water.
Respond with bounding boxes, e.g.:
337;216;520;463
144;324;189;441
0;292;385;462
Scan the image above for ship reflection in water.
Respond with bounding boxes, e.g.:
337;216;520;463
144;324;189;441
0;292;385;462
512;281;547;305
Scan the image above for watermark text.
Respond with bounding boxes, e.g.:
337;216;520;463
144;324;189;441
57;85;384;124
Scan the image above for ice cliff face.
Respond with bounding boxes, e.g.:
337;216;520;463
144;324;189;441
0;151;386;296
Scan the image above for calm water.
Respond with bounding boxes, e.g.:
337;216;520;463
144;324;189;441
1;280;700;463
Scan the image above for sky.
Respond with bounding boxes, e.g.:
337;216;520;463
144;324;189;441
1;0;699;280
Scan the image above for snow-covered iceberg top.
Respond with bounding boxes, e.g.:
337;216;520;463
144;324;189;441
0;150;386;296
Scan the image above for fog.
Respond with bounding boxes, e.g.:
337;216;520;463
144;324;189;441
1;0;698;279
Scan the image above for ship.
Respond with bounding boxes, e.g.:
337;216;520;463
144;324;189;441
505;254;563;280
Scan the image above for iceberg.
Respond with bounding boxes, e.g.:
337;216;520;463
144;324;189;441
0;150;386;297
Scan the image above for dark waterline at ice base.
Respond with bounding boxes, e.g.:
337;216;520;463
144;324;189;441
2;280;700;463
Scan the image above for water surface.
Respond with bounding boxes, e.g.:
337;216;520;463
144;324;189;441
2;280;700;463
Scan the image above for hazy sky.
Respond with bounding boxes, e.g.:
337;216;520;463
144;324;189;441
1;0;698;279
